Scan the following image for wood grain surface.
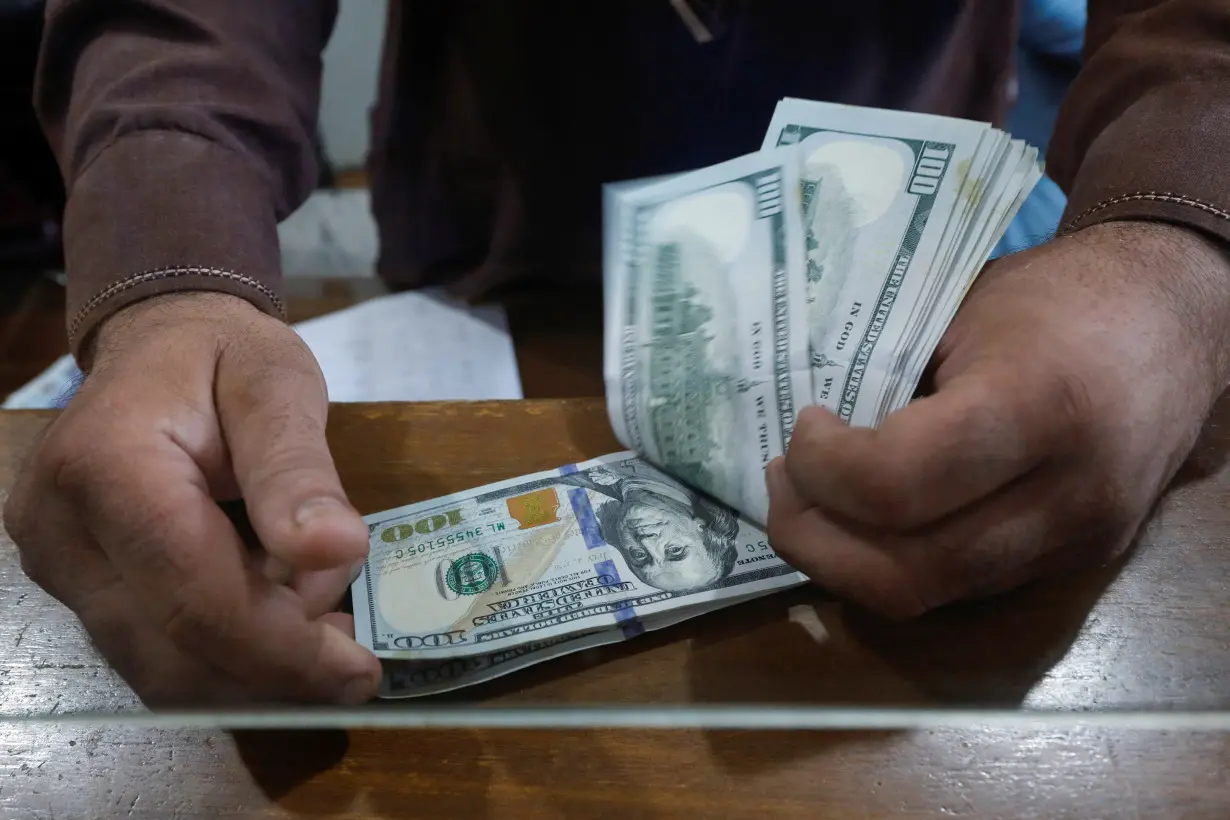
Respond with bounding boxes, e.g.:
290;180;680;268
2;400;1230;817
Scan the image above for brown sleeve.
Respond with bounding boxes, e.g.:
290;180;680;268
1049;0;1230;245
35;0;338;362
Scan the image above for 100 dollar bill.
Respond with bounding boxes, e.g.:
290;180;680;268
380;590;771;698
603;148;812;526
352;452;806;661
761;98;987;423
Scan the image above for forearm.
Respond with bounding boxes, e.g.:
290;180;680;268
37;0;338;363
1048;0;1230;248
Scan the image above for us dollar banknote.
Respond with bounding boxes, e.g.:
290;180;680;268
761;98;992;422
380;590;769;698
354;100;1041;698
602;148;813;526
353;452;806;662
603;99;1041;528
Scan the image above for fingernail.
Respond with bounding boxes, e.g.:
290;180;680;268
295;497;348;528
348;559;367;584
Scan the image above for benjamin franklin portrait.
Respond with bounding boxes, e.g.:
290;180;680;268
560;459;740;594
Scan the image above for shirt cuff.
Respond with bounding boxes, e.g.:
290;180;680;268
1058;82;1230;249
63;130;285;364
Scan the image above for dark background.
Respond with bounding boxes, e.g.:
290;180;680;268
0;0;62;275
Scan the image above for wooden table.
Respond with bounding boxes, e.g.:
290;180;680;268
4;397;1230;818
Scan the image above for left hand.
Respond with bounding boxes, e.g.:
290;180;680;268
766;221;1230;618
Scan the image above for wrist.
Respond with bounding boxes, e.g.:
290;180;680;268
88;291;265;371
1084;220;1230;385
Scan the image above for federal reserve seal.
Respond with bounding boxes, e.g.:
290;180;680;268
445;552;500;596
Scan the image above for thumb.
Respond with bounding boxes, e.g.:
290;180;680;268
216;329;369;572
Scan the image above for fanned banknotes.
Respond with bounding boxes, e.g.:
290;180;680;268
604;98;1041;522
354;99;1040;697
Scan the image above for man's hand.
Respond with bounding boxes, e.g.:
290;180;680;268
3;293;382;705
767;222;1230;618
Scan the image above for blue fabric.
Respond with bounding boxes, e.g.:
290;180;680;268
993;0;1087;258
1017;0;1087;59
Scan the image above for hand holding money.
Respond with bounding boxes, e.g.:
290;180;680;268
354;452;804;697
6;293;383;707
603;98;1041;523
767;221;1230;618
354;98;1047;697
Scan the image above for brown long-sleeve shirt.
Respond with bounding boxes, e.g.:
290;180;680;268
33;1;1230;362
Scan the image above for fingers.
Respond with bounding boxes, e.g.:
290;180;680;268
9;308;381;706
767;459;927;618
767;458;1068;618
59;443;381;704
8;489;245;707
318;611;358;639
292;562;366;619
215;335;369;571
75;572;249;707
784;362;1087;531
25;487;371;704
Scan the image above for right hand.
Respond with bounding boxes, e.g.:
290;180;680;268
3;292;382;706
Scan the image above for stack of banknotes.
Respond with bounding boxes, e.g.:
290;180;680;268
352;99;1042;698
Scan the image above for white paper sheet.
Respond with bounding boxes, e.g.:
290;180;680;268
291;289;523;403
3;289;523;409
